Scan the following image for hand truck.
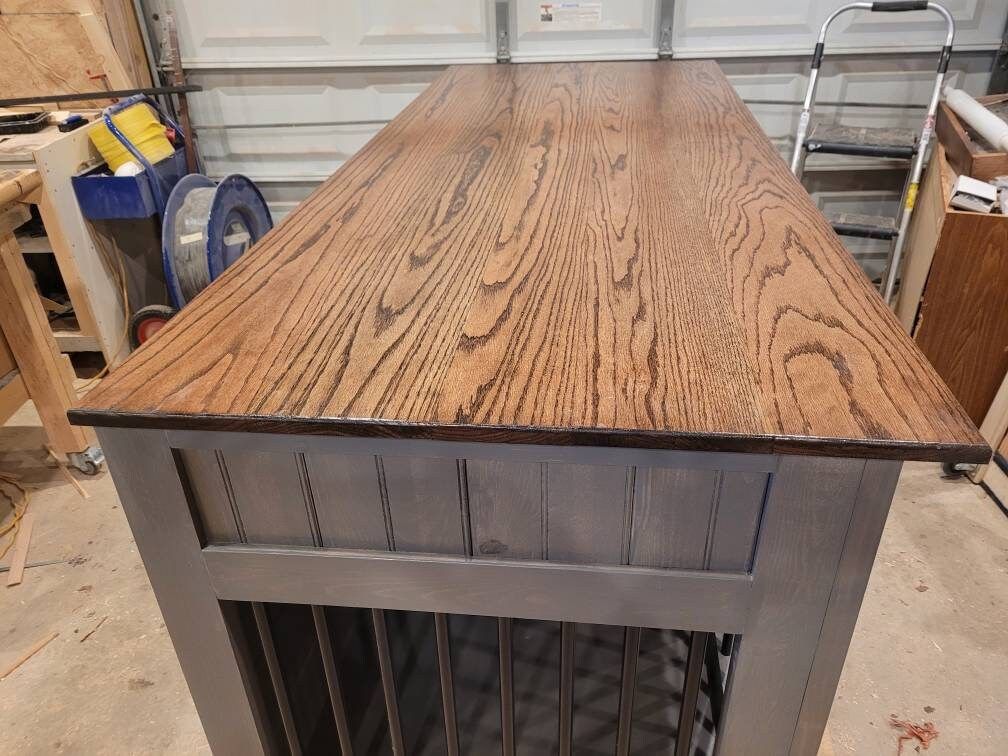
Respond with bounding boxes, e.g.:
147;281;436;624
790;1;955;305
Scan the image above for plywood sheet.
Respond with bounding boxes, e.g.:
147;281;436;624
0;9;130;103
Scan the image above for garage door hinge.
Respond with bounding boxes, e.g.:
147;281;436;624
496;1;511;63
658;24;674;60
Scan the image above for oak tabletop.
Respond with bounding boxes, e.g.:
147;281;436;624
71;61;988;462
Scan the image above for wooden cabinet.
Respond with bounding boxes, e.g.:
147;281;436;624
896;146;1008;426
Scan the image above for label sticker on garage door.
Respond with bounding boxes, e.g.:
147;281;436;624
539;2;603;26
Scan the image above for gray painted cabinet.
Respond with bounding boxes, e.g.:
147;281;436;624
100;427;902;755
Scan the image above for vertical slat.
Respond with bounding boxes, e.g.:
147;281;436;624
372;608;405;756
498;617;515;756
630;468;719;569
547;464;629;564
307;452;389;550
382;456;466;554
223;451;314;546
434;613;460;756
559;622;575;755
312;606;354;756
616;626;641;756
296;454;323;547
704;634;725;733
252;602;302;756
708;471;769;571
675;631;707;756
467;460;544;559
175;448;241;543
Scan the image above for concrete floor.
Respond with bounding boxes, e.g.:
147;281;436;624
0;399;1006;755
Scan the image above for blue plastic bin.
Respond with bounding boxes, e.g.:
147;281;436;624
71;148;187;220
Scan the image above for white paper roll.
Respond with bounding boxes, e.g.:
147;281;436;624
943;86;1008;153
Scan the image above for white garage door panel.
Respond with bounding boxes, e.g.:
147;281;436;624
257;182;321;222
511;0;659;61
199;124;381;181
176;0;496;67
187;68;444;128
672;0;1007;56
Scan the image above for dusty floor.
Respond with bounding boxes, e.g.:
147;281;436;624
0;399;1006;755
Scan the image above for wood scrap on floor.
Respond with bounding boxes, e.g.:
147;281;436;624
78;615;106;643
890;714;939;755
0;630;59;679
46;445;89;499
5;509;33;586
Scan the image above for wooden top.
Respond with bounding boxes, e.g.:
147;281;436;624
71;62;988;462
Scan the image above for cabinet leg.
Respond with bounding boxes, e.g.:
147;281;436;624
716;458;901;756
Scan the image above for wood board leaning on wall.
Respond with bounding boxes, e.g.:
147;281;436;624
0;0;151;106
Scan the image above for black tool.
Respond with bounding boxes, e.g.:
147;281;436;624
0;111;50;135
58;114;90;133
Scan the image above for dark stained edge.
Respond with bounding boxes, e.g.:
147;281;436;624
67;409;991;464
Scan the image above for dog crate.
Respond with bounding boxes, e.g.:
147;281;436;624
229;603;723;756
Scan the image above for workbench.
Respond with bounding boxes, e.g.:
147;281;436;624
71;61;987;756
0;168;101;471
0;116;129;365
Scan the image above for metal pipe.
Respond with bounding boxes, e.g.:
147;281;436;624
559;622;575;756
434;613;460;756
311;606;353;756
616;627;641;756
251;602;302;756
498;618;515;756
674;631;707;756
372;609;405;755
883;3;956;303
0;85;201;109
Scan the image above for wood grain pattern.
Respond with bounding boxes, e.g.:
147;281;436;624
913;211;1008;426
71;62;986;463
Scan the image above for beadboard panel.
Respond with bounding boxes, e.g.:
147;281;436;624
177;447;770;571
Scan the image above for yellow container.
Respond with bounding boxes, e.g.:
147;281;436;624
89;102;175;173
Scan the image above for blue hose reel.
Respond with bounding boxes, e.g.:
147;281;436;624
161;173;273;309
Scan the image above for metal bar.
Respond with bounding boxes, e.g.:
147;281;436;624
675;631;707;756
204;545;753;634
0;85;202;108
882;61;952;304
616;626;641;756
434;613;460;756
251;602;302;756
559;622;575;756
498;618;515;756
311;606;353;756
372;609;405;756
704;634;725;733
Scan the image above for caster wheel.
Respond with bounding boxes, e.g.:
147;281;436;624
941;462;975;479
130;304;177;349
73;459;101;476
68;447;105;476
